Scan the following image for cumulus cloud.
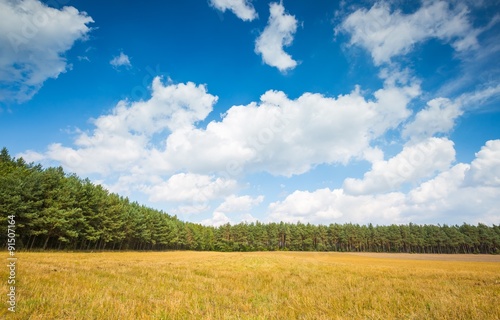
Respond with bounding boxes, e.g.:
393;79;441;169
269;188;406;224
464;140;500;187
19;75;422;219
255;2;298;72
20;74;420;180
160;78;419;177
409;163;468;204
20;77;218;175
110;52;131;68
269;188;343;222
402;98;463;141
214;195;264;214
406;153;500;224
270;140;500;225
205;195;263;225
0;0;93;102
403;85;500;142
337;1;478;65
239;213;258;223
344;138;456;195
210;0;257;21
201;212;232;227
173;204;211;216
142;173;238;203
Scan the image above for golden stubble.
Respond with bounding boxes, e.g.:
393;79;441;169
1;251;499;319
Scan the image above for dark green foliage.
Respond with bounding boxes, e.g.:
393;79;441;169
0;147;499;253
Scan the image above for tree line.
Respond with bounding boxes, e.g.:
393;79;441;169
1;147;499;254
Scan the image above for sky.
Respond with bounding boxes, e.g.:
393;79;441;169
1;0;499;226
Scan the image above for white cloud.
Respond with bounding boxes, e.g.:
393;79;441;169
269;188;406;224
403;85;500;142
344;138;455;195
406;155;500;224
99;174;148;196
338;1;478;65
0;0;93;102
402;98;463;141
270;140;500;225
174;204;211;216
362;147;384;164
43;136;148;176
19;76;422;219
214;195;264;214
370;74;421;135
209;195;263;225
15;149;45;163
20;74;420;182
201;212;232;227
19;77;218;175
255;2;298;72
464;139;500;187
110;52;131;68
161;78;419;177
269;188;343;222
210;0;257;21
239;213;258;223
143;173;238;203
457;84;500;108
409;163;468;204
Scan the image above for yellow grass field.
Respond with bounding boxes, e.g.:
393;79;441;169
1;251;499;319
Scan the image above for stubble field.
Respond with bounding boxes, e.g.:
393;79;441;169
1;251;499;319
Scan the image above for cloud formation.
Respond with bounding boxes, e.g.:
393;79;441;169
110;52;131;68
19;74;423;223
255;2;298;72
20;73;421;183
465;140;500;187
0;0;93;102
338;0;478;65
214;195;264;215
344;138;456;195
270;139;500;225
163;76;418;176
143;173;238;203
201;212;232;227
200;194;263;226
22;78;217;175
210;0;257;21
269;188;405;224
402;98;463;141
11;0;499;227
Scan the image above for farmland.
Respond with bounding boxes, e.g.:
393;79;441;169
1;252;499;319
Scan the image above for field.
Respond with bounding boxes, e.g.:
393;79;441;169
1;252;499;319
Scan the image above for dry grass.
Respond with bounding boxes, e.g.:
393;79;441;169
1;251;499;319
345;252;500;262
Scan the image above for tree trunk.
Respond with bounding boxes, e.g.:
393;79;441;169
43;236;50;250
29;235;37;250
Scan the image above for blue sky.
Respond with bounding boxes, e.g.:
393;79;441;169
1;0;499;226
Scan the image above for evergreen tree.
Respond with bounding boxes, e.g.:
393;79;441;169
1;147;498;254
